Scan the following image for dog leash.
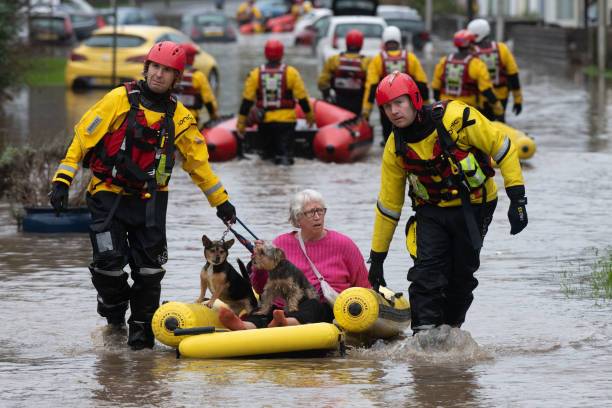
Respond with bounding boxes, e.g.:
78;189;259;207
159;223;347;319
236;217;259;240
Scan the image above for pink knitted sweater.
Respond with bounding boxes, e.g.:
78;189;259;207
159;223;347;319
251;230;371;302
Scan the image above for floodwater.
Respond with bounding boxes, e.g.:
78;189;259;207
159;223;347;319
1;31;612;408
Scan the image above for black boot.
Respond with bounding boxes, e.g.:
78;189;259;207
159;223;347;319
128;321;154;350
106;315;126;332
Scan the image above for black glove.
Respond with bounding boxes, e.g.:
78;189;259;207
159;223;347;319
512;103;522;116
48;182;69;215
368;250;387;291
506;186;528;235
216;200;236;224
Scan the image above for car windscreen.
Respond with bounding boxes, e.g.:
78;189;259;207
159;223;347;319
334;23;383;38
195;15;226;26
385;19;424;32
84;34;146;47
332;0;378;16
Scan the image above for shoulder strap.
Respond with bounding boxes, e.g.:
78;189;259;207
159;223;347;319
296;232;327;284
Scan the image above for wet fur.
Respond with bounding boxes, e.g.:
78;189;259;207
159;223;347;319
196;235;258;315
256;245;318;314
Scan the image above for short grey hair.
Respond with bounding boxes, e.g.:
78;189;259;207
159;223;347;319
288;189;326;228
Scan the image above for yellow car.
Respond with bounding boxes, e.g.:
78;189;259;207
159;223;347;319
65;25;219;92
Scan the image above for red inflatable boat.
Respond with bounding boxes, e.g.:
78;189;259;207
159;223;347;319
265;14;297;32
202;99;373;163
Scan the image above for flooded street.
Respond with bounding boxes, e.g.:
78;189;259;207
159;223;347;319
1;32;612;407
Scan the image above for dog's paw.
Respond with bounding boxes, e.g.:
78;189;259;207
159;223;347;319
205;300;215;308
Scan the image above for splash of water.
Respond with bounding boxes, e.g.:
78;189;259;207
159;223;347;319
351;325;493;364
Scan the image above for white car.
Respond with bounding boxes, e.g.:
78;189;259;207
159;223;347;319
293;8;332;35
316;16;387;65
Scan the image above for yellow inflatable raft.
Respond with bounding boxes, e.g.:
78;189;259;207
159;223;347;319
492;121;536;161
178;323;343;359
333;286;411;345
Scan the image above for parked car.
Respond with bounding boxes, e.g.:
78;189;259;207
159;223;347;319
293;7;332;46
377;5;430;51
316;16;386;64
182;11;237;42
29;9;76;44
256;0;291;20
65;25;219;92
331;0;378;16
31;0;102;40
98;7;158;26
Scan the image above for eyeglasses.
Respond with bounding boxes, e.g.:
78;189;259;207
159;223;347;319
301;207;327;219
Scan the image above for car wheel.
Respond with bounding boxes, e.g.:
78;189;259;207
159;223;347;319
208;68;219;95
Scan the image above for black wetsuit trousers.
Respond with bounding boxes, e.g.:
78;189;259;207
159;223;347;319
258;122;296;162
335;90;364;116
407;199;497;330
87;191;168;325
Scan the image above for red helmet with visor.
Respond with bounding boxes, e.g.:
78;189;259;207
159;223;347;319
375;71;423;110
146;41;186;73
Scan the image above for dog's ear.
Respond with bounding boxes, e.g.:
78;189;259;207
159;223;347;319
224;239;235;250
202;235;213;248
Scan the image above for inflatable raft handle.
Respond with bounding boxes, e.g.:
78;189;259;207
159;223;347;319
173;326;226;336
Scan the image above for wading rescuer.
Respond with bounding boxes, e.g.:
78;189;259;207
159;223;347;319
236;0;262;26
367;72;528;334
362;26;429;145
236;39;314;165
467;18;523;123
48;41;237;350
431;29;504;121
317;29;370;116
174;43;218;128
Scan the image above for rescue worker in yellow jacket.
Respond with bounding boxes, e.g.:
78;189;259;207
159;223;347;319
362;26;429;145
317;29;370;115
431;29;504;120
291;0;313;18
368;72;528;334
236;0;262;26
48;41;237;350
174;43;218;127
468;18;522;122
236;39;314;165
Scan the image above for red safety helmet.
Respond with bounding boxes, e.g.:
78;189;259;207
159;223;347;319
453;29;475;48
375;71;422;110
181;43;199;66
345;29;364;51
146;41;186;73
264;39;284;62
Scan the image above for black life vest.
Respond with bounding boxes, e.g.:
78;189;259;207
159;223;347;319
441;53;478;97
174;68;204;110
396;102;494;205
87;81;177;194
256;64;295;110
332;53;366;92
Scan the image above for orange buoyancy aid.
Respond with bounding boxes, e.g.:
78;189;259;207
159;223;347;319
255;64;295;110
332;54;366;92
381;50;408;76
441;53;478;97
174;68;204;110
396;106;495;205
473;41;506;87
87;81;177;193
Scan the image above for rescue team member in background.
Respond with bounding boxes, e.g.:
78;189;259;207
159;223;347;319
174;43;218;128
362;26;429;145
467;18;522;122
48;41;237;350
431;29;504;120
367;72;528;335
236;39;314;165
291;0;313;18
236;0;262;26
317;29;370;116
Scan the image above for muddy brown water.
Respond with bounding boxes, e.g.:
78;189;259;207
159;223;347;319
1;33;611;407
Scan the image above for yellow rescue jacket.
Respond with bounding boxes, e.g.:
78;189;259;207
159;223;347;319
240;64;311;123
52;84;229;207
317;52;370;93
370;100;524;253
472;41;521;103
362;49;428;113
236;3;262;22
188;68;218;121
431;54;493;108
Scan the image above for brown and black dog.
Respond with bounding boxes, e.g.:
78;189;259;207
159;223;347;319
196;235;258;315
254;242;318;315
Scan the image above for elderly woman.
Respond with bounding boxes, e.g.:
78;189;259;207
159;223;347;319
219;189;371;330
